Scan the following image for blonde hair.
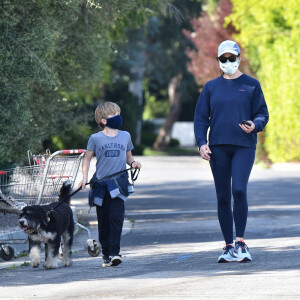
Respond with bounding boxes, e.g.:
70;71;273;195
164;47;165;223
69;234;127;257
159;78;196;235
95;101;121;125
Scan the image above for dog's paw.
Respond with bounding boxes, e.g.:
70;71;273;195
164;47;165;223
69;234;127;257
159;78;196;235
29;247;41;268
43;262;58;269
61;257;72;267
62;261;72;267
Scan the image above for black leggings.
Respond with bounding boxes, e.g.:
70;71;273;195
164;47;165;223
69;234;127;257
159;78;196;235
209;145;255;244
96;190;125;257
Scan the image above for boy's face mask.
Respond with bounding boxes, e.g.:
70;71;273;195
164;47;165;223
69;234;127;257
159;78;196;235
106;114;122;129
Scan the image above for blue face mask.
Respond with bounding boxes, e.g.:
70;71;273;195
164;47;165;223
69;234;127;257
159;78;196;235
106;114;122;129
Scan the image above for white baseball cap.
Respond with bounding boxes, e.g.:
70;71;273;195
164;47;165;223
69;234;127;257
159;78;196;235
218;40;240;57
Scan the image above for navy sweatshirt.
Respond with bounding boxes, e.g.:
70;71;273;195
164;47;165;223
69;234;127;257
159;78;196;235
194;74;269;149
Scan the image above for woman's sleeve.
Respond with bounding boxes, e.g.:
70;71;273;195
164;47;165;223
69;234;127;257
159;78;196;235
251;83;269;133
194;83;211;148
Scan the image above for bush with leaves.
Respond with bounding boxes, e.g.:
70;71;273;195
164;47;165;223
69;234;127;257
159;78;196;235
0;0;171;166
227;0;300;162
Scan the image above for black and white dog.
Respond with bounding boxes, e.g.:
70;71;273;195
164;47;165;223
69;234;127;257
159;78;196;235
18;181;74;269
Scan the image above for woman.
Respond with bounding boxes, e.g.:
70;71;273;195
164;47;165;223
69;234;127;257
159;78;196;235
194;40;269;263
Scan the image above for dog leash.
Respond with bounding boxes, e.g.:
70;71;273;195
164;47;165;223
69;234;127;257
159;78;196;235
47;167;140;216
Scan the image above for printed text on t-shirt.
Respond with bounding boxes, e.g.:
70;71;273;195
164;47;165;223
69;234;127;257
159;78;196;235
100;143;126;152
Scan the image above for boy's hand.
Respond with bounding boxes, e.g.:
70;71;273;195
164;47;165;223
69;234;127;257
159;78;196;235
131;161;142;169
78;177;88;190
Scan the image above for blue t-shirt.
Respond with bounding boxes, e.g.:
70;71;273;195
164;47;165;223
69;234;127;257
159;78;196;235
194;74;269;149
87;130;134;180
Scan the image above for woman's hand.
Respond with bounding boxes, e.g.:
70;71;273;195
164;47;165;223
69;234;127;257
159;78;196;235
239;121;255;133
199;144;212;161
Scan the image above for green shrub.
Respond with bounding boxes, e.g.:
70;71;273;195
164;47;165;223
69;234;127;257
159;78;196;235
105;78;140;144
143;92;169;120
141;132;157;147
142;121;157;133
169;138;180;147
228;0;300;162
132;144;145;155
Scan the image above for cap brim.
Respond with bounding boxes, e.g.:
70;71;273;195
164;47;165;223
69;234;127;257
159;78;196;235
218;50;239;57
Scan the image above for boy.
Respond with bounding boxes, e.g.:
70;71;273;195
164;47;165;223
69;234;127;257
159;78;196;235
78;101;141;267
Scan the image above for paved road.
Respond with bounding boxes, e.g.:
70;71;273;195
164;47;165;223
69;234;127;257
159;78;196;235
1;156;300;299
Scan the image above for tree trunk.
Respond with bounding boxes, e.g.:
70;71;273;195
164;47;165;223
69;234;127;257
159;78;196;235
153;73;183;151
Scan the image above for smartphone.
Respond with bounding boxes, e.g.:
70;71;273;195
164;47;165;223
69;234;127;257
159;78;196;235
241;120;251;126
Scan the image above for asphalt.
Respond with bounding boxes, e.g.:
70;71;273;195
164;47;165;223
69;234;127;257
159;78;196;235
0;156;300;299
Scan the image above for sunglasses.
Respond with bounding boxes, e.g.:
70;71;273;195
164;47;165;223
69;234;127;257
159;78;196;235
217;55;239;63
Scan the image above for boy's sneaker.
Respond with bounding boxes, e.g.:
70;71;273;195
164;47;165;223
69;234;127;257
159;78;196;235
110;255;122;266
218;245;238;263
102;256;112;267
235;241;252;262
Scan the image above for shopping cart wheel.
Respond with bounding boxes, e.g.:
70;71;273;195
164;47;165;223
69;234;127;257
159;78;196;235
0;245;15;261
87;239;101;257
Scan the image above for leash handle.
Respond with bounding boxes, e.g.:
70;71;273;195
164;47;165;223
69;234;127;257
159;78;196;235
130;168;140;182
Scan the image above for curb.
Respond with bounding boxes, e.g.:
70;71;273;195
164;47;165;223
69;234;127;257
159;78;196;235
0;229;28;258
271;162;300;171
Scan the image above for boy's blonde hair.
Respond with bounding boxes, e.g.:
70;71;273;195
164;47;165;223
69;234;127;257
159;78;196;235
95;102;121;125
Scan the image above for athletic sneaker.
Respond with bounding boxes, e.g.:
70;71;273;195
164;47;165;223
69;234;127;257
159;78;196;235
218;245;238;263
110;255;122;266
102;256;112;267
235;241;252;262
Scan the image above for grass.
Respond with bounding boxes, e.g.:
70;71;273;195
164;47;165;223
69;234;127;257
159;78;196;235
127;218;135;225
254;159;271;169
7;264;18;270
143;147;199;156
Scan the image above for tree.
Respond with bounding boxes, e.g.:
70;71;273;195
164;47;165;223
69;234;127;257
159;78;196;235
0;0;171;166
184;0;254;86
145;0;203;151
227;0;300;162
184;0;269;162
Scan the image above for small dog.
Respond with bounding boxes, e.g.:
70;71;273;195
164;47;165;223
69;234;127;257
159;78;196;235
18;181;74;269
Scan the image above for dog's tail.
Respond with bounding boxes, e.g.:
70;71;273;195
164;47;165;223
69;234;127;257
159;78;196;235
58;180;72;205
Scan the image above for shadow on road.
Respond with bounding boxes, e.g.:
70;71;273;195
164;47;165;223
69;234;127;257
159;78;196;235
1;177;299;288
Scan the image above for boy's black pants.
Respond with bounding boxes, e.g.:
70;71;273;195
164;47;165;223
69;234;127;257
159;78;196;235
96;189;125;257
